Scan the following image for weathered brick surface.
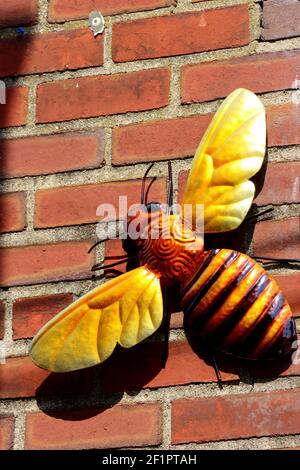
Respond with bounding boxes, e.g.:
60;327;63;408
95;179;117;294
0;29;103;78
36;68;170;123
274;273;300;318
253;218;300;259
0;356;94;399
13;293;74;339
0;416;14;450
0;192;26;233
100;340;238;393
0;0;38;28
34;178;166;228
25;403;162;449
254;162;300;206
0;131;104;178
48;0;175;22
112;5;250;62
170;311;184;329
0;87;28;128
267;102;300;147
172;389;300;444
262;0;300;40
112;114;212;165
182;50;300;104
0;240;94;287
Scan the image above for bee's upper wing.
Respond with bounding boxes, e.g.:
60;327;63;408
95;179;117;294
30;267;163;372
182;89;266;233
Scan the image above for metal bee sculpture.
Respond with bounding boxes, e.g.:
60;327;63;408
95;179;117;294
30;89;298;378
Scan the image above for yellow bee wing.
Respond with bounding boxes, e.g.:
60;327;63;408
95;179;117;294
30;267;163;373
182;88;266;233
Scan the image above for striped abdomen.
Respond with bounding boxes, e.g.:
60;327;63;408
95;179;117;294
180;249;297;360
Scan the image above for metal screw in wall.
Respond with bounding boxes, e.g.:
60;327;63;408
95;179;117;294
89;11;105;37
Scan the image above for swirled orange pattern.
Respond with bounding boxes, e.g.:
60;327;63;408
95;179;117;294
138;213;204;285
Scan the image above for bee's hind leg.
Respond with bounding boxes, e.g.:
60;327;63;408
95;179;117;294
211;353;223;390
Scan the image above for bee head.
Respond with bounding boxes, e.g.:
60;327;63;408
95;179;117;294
122;202;169;255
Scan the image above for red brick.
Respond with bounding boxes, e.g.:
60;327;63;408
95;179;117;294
0;0;37;28
105;239;126;257
172;388;300;444
0;301;4;340
274;273;300;318
0;356;94;399
34;178;166;228
0;240;94;287
262;0;300;40
170;311;184;329
37;68;170;124
267;359;300;379
0;29;103;78
49;0;175;22
13;293;74;340
0;415;14;450
104;239;128;274
112;5;250;62
0;131;104;179
100;341;238;393
0;86;28;128
253;217;300;260
182;50;300;104
0;192;26;233
249;335;300;380
254;162;300;206
268;103;300;147
113;114;212;165
25;403;162;449
113;101;299;166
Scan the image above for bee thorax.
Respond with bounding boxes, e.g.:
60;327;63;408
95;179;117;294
138;213;204;286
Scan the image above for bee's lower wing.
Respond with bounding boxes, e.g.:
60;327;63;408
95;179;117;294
30;267;163;373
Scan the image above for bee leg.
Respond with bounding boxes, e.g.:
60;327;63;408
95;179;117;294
249;372;255;387
246;207;274;222
253;256;300;264
211;354;223;390
161;288;171;368
247;369;255;387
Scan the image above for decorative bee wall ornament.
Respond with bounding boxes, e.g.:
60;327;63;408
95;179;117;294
30;89;298;377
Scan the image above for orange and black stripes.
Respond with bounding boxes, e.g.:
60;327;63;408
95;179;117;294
180;249;297;360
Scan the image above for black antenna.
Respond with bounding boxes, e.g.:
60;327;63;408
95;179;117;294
88;238;111;253
141;163;155;204
167;161;173;213
145;176;157;205
91;256;137;272
88;219;122;253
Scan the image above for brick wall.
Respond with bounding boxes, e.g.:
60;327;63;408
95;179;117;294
0;0;299;450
